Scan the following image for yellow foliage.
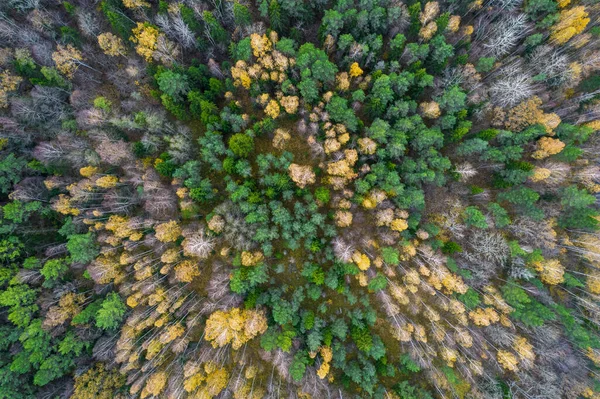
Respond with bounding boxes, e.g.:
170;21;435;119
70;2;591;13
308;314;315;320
336;72;350;91
530;167;551;182
123;0;150;7
95;175;118;188
532;137;565;159
447;15;461;32
0;71;21;108
154;220;182;243
349;62;363;78
419;21;438;41
335;210;353;227
241;251;264;266
358;137;377;154
280;95;299;114
240;72;252;88
390;218;408;232
72;363;125;399
265;99;280;118
558;0;571;7
469;307;499;326
420;2;440;24
420;101;441;118
141;372;166;398
160;324;185;344
130;23;159;61
98;32;126;56
327;159;355;178
535;259;565;285
513;336;535;362
250;33;272;58
204;308;268;349
497;350;519;372
79;166;98;177
352;251;371;271
551;6;589;45
174;260;200;283
505;97;560;133
52;44;83;78
272;128;291;149
53;194;80;216
440;346;458;367
288;163;316;188
184;372;205;393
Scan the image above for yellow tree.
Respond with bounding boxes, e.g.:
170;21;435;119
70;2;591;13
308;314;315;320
420;101;441;119
130;23;159;61
497;350;519;372
52;44;83;78
140;371;167;398
174;259;200;283
155;220;182;242
98;32;127;56
288;163;315;188
123;0;150;8
551;6;590;45
532;137;565;159
204;308;268;349
264;99;281;118
349;62;363;78
0;71;22;108
72;363;125;399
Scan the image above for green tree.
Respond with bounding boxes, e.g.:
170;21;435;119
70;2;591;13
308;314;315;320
95;293;126;330
67;233;99;264
156;70;190;102
228;133;255;158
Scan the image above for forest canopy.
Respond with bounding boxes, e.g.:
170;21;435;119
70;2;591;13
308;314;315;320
1;0;600;398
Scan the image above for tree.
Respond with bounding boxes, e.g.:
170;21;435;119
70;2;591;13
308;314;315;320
229;133;254;157
204;308;268;349
0;154;27;194
95;293;126;330
288;163;315;188
154;220;182;242
40;258;68;282
97;32;126;56
463;206;488;229
551;6;589;44
156;70;189;101
67;233;99;264
233;1;252;27
130;22;159;61
297;43;338;84
72;363;125;399
52;44;83;78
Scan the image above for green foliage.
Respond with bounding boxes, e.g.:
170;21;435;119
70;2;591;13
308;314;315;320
315;186;330;203
394;381;434;399
441;241;462;255
476;57;496;73
40;259;68;282
228;133;255;158
381;247;400;265
95;293;126;330
501;283;556;327
290;352;309;381
66;233;99;264
463;206;488;229
100;0;135;39
157;70;190;101
0;154;27;195
351;326;373;352
458;288;481;310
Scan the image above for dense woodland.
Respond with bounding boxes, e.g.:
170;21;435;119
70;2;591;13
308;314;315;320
1;0;600;398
